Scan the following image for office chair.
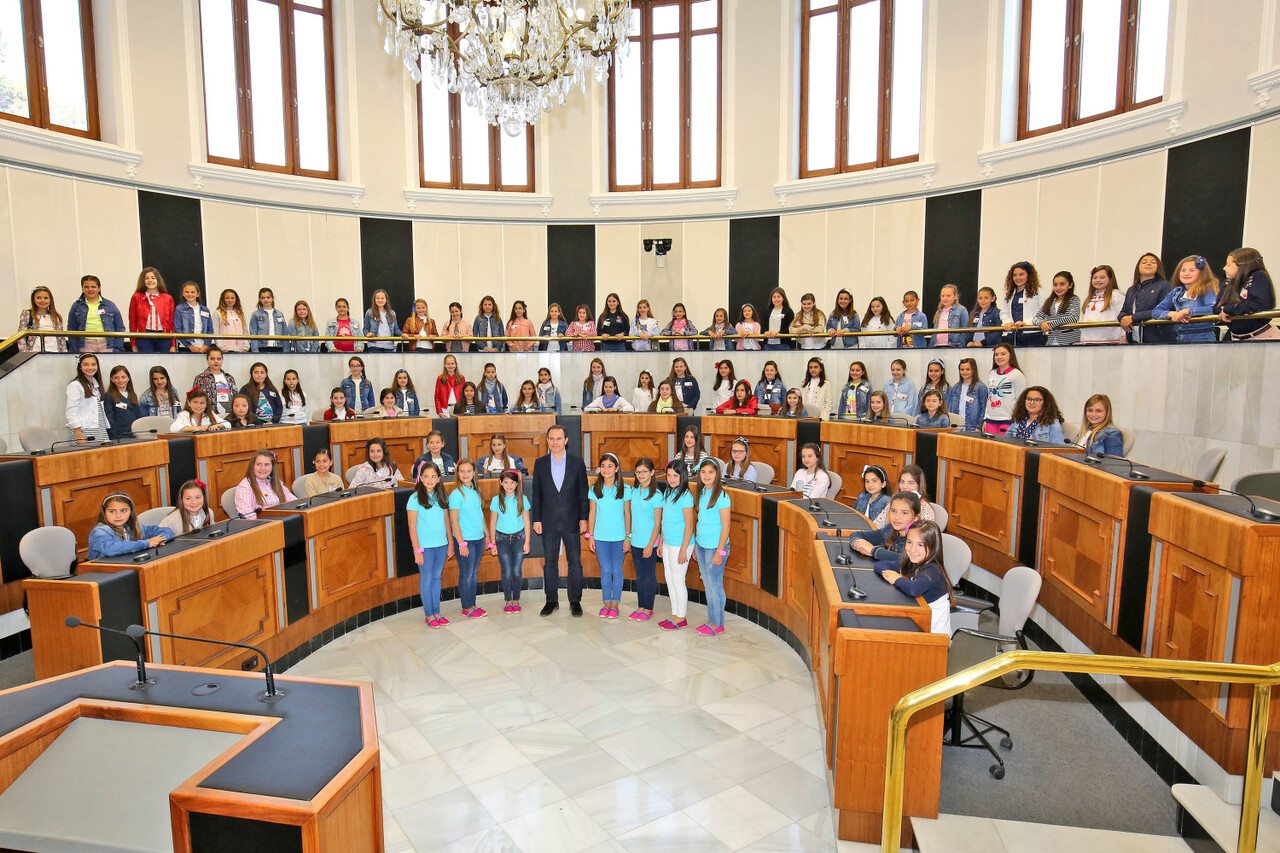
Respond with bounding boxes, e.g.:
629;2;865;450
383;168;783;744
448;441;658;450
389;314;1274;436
826;470;843;499
220;488;239;521
945;565;1042;780
929;501;949;532
130;416;174;436
137;506;174;527
1192;448;1226;484
752;461;775;484
1232;469;1280;503
19;427;58;453
20;527;77;578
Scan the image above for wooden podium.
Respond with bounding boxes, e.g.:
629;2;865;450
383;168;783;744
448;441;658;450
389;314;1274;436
162;427;302;518
456;413;555;462
936;432;1082;576
821;420;945;503
0;661;380;852
582;413;676;465
261;490;395;611
703;415;797;485
1036;454;1210;648
1;439;170;560
328;417;435;481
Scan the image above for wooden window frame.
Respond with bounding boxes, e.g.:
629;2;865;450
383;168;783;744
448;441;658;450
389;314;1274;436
607;0;723;192
798;0;919;179
416;82;537;192
0;0;100;139
198;0;339;180
1017;0;1161;140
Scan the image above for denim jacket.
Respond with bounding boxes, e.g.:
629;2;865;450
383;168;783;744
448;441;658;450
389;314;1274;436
538;319;568;352
945;382;989;432
340;376;375;412
173;302;215;349
249;308;289;351
287;320;322;353
67;295;126;352
826;312;862;349
969;305;1003;347
364;309;401;350
932;305;971;347
472;314;504;352
894;310;931;348
1152;285;1219;342
325;316;365;351
836;380;871;417
1080;425;1124;457
754;379;786;410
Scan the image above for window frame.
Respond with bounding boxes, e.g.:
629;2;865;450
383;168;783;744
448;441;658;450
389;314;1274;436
416;79;536;192
607;0;723;192
797;0;919;179
197;0;339;180
0;0;100;139
1016;0;1162;141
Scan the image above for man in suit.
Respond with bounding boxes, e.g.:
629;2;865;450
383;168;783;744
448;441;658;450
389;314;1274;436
529;424;590;616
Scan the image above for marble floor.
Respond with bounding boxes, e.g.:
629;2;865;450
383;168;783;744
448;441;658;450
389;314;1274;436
288;592;840;852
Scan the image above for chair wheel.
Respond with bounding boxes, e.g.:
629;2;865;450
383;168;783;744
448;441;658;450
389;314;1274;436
990;764;1005;780
1000;736;1013;750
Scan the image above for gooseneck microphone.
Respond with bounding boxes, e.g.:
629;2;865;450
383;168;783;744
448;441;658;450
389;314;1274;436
65;615;154;690
125;625;284;702
206;510;249;539
1085;453;1150;481
35;437;112;455
1190;482;1280;522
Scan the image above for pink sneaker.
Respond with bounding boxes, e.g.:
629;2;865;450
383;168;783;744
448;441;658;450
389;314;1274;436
436;617;450;626
512;603;521;613
427;617;441;629
695;624;726;636
598;607;609;618
468;607;486;618
634;612;651;622
605;608;618;619
628;611;642;621
658;618;687;631
502;604;513;614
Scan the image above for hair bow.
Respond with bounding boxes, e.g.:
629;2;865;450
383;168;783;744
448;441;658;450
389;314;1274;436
1195;256;1207;270
194;479;207;491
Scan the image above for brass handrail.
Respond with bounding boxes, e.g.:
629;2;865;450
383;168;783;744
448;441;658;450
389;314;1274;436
882;650;1280;853
6;309;1280;352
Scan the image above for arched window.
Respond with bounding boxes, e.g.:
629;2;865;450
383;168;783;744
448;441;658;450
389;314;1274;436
799;0;923;178
0;0;98;138
418;74;535;192
198;0;338;178
1019;0;1170;139
609;0;721;192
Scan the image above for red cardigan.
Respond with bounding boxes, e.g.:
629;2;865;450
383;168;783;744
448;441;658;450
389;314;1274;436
716;396;759;415
434;374;466;415
128;291;175;334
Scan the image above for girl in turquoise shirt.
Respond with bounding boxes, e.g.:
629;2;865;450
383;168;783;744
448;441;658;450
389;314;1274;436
589;453;631;619
694;460;731;636
628;458;664;622
658;463;696;631
486;471;531;614
407;462;454;629
448;459;487;618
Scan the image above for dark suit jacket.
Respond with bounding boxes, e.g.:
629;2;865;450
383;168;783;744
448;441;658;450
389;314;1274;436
529;452;590;528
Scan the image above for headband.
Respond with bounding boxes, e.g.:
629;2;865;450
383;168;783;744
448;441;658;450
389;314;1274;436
600;453;620;468
733;436;750;446
928;357;946;370
1016;261;1032;272
863;465;887;481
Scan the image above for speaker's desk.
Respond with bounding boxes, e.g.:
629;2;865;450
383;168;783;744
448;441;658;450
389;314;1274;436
703;414;807;486
820;419;949;504
1;438;171;561
327;415;436;481
582;413;677;468
936;431;1084;576
0;661;380;852
161;425;303;518
1035;453;1212;650
27;519;287;679
455;412;556;463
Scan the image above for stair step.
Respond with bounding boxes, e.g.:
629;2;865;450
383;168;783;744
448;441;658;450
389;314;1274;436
1172;784;1280;853
913;813;1191;852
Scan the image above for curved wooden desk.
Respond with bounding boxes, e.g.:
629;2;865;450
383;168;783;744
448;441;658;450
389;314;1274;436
582;413;676;465
328;417;435;480
821;420;948;503
161;427;303;518
703;415;804;485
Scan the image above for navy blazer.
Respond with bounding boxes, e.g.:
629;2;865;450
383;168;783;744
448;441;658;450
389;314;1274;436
529;452;590;528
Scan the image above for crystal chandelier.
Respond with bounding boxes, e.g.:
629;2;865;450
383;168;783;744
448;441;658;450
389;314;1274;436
377;0;633;136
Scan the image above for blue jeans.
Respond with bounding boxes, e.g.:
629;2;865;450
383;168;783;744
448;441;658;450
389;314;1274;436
456;537;484;608
419;545;447;617
596;539;625;602
695;544;729;627
630;543;658;610
495;531;526;601
764;339;789;351
601;341;626;353
134;337;172;353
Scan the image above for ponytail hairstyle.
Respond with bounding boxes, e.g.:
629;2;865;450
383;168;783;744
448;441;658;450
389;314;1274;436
898;519;953;605
97;492;142;541
593;453;625;499
413;460;450;509
497;470;525;515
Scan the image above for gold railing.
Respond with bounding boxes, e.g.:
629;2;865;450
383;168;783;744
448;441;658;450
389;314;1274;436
4;309;1279;355
882;651;1280;853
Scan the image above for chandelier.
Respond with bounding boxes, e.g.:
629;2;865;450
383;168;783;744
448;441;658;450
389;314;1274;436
377;0;633;136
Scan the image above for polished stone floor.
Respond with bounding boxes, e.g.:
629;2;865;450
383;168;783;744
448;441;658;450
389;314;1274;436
289;592;838;852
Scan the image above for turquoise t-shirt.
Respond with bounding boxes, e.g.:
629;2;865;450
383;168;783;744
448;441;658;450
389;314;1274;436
695;488;731;548
489;494;531;535
590;482;631;542
629;486;663;548
406;493;448;548
661;489;695;546
448;485;485;540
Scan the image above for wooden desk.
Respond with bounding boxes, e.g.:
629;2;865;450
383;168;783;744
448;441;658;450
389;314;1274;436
68;520;285;673
1;440;170;560
162;427;302;518
261;489;395;611
456;414;555;463
821;420;946;503
0;661;380;852
1036;454;1210;647
582;413;676;466
328;417;435;481
703;415;796;485
936;432;1083;576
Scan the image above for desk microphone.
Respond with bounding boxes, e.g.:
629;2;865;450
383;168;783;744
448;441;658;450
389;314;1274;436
835;537;853;566
206;510;249;539
820;510;837;528
1191;482;1280;522
125;624;284;702
1086;453;1150;481
35;437;112;455
120;428;160;439
65;616;154;690
808;500;822;513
